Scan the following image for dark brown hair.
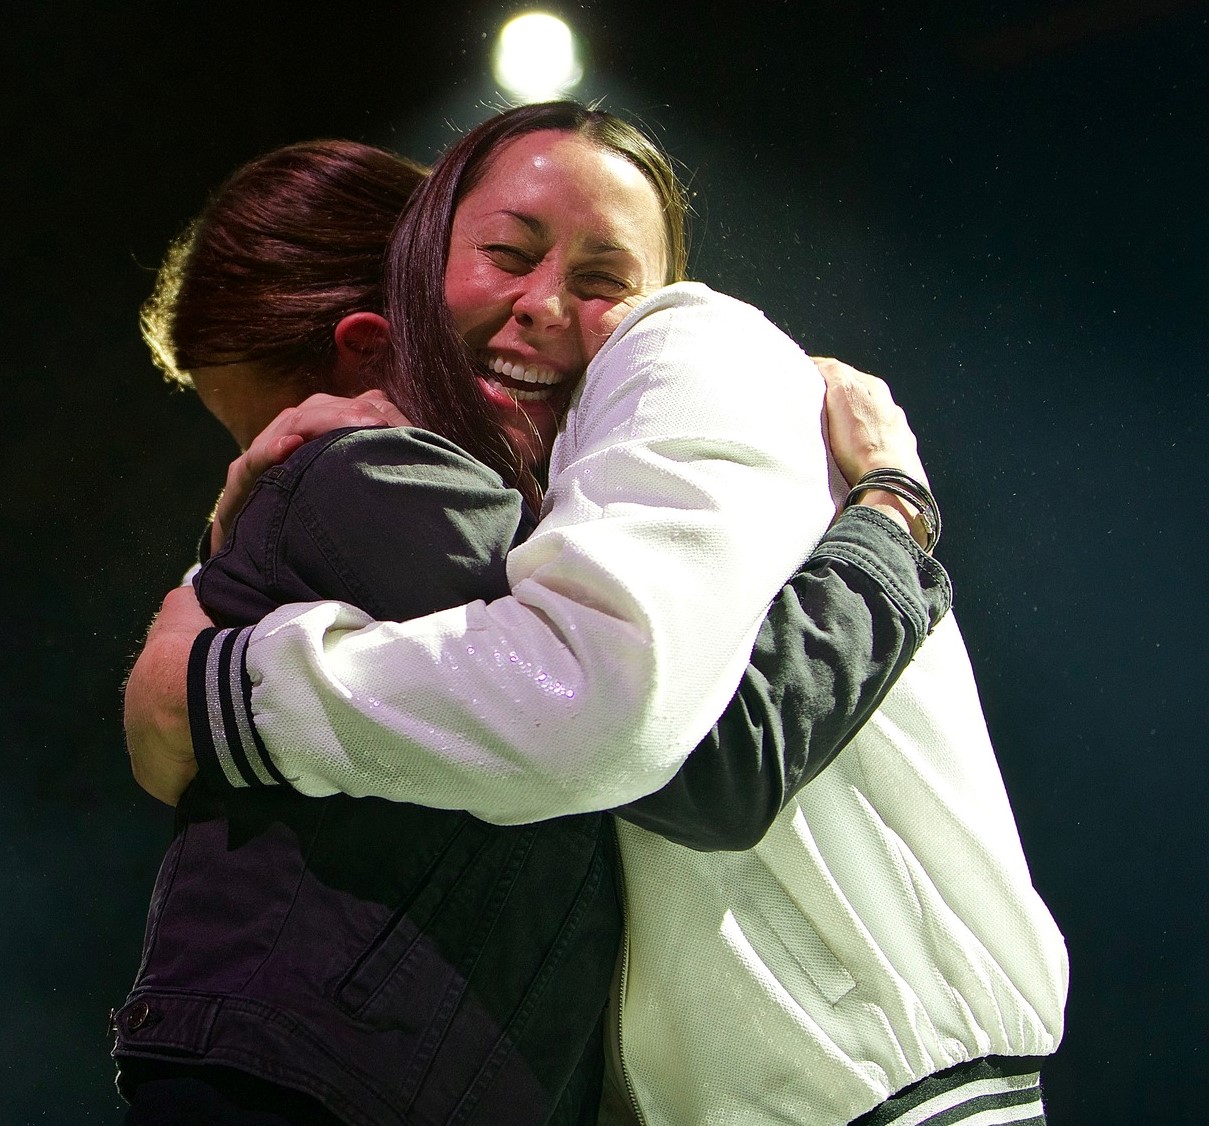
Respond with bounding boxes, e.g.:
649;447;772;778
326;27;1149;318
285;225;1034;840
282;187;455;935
381;100;692;511
141;139;427;391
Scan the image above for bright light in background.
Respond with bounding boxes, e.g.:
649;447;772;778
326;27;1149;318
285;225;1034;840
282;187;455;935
493;12;583;102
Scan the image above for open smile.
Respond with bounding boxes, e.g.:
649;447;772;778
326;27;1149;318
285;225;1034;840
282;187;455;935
480;353;573;403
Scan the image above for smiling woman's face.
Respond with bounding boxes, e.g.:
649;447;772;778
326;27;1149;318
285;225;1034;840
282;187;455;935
444;129;668;468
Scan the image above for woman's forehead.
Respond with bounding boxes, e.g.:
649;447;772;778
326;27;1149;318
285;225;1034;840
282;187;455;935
459;130;664;251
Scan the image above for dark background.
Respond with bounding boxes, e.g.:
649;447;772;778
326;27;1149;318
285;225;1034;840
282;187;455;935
4;2;1206;1121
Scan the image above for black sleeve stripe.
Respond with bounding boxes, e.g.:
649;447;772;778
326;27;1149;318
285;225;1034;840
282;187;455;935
852;1056;1046;1125
223;628;284;787
188;626;230;790
235;630;289;787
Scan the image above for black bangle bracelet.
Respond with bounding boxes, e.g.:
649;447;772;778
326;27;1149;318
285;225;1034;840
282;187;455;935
843;468;942;553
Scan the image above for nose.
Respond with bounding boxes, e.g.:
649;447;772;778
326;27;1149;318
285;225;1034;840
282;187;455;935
513;267;572;332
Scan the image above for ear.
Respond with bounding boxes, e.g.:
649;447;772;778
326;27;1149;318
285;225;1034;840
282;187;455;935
332;312;391;394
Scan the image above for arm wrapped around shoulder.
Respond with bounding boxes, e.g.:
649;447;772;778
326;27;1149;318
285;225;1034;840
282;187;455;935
617;504;951;850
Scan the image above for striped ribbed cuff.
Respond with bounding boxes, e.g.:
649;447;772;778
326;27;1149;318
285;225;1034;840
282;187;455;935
852;1056;1047;1126
187;626;289;790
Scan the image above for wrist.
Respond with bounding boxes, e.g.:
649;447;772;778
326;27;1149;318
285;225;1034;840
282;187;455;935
843;469;941;553
855;490;919;543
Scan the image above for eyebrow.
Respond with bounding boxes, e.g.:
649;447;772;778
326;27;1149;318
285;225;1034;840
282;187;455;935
493;210;637;260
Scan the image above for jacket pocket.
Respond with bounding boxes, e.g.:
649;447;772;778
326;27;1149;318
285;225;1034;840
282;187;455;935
729;857;857;1008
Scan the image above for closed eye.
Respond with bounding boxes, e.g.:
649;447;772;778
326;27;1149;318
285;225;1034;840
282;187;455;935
572;272;630;297
481;244;536;271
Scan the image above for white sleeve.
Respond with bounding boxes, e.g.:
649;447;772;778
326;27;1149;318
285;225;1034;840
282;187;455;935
240;283;837;823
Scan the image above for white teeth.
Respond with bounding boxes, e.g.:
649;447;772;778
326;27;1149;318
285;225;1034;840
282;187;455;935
484;376;553;402
488;355;562;386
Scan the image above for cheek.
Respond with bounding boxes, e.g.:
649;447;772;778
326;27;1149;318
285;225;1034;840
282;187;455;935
445;267;508;339
581;302;635;361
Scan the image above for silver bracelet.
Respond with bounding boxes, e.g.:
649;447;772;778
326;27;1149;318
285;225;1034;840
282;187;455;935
842;468;941;553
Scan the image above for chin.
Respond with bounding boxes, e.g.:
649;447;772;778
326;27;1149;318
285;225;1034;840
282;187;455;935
475;375;563;471
502;414;555;470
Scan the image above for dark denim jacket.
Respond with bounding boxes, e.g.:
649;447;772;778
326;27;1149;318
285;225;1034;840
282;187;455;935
114;430;619;1126
114;427;952;1124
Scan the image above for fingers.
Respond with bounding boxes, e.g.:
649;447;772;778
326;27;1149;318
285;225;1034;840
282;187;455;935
353;389;414;429
242;433;306;481
279;390;412;442
249;391;411;464
210;441;289;555
814;356;928;487
812;356;892;402
813;356;849;383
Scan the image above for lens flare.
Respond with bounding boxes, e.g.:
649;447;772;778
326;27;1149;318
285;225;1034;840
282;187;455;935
493;13;583;102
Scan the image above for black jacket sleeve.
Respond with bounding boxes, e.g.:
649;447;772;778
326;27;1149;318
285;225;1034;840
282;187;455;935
188;427;531;792
614;505;952;851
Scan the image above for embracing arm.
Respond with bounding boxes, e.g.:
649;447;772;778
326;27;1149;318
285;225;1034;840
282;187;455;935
130;494;950;826
130;288;947;830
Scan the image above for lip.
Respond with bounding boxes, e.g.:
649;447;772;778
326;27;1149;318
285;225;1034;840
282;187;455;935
476;374;563;469
479;374;556;403
477;373;564;416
